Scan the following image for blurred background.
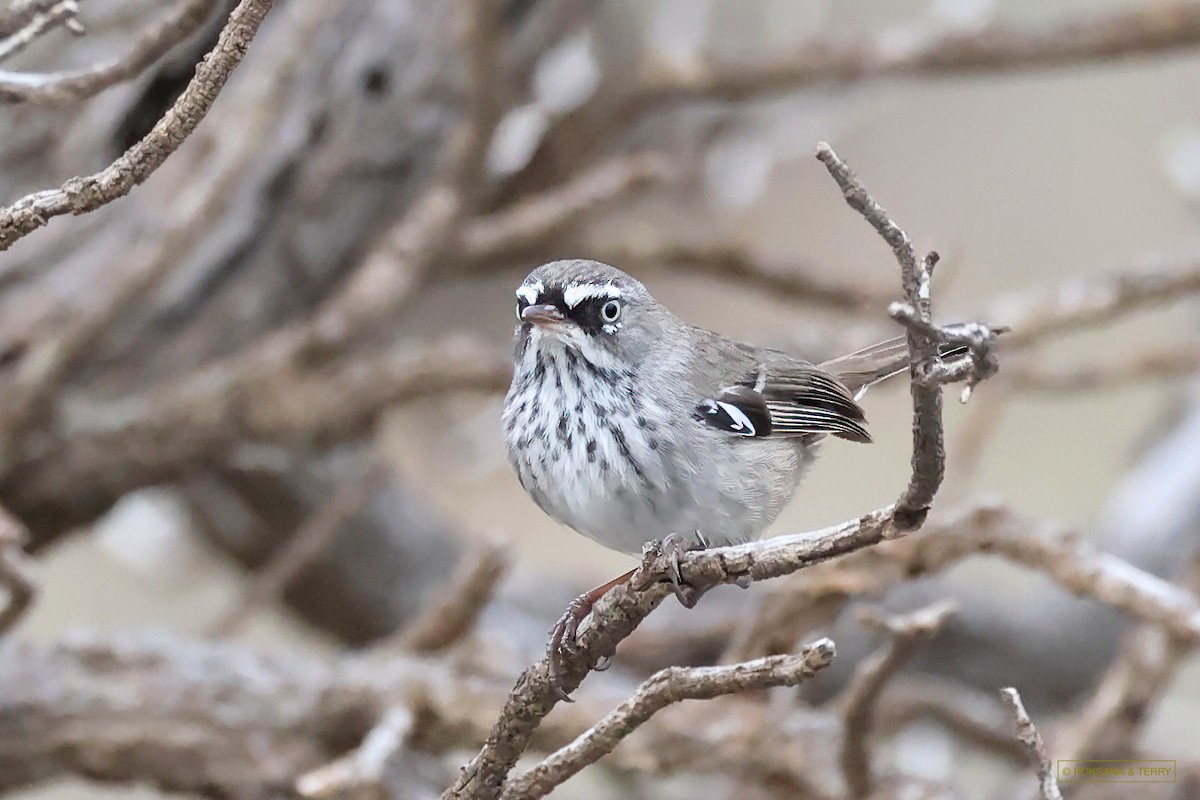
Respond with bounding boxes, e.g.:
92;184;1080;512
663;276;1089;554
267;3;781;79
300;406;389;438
5;0;1200;798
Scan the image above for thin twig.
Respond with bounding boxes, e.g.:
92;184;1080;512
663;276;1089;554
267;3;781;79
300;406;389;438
0;0;217;104
1001;687;1064;800
0;0;266;251
500;639;836;800
209;463;388;637
815;142;1000;529
390;539;510;653
837;600;958;799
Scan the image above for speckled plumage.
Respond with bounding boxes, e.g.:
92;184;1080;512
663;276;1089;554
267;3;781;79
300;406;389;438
502;260;908;555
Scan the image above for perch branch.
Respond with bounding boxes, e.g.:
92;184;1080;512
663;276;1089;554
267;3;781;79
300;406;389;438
0;0;217;104
0;0;268;251
501;639;837;800
838;600;958;799
445;143;998;800
1002;687;1063;800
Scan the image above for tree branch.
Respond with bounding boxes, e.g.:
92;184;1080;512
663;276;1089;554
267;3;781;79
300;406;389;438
0;0;267;250
0;0;217;103
501;639;836;800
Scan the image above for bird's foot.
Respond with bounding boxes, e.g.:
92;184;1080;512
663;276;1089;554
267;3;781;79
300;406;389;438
659;532;703;608
546;569;634;699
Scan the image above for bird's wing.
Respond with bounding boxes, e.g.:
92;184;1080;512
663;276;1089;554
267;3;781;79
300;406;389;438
692;362;871;443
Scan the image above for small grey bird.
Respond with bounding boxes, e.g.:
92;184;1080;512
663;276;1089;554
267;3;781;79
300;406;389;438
504;259;913;557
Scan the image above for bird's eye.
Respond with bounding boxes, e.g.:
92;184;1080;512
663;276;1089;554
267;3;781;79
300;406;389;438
600;299;622;324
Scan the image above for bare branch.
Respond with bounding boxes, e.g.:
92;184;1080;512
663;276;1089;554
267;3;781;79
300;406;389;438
635;3;1200;105
389;538;510;653
500;639;837;800
0;0;217;104
209;462;389;638
838;601;957;799
1001;687;1063;800
0;0;268;251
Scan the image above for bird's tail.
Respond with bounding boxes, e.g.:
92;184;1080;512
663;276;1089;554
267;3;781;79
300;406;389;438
819;335;973;399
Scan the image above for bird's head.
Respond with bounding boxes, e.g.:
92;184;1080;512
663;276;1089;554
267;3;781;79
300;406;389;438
513;259;667;369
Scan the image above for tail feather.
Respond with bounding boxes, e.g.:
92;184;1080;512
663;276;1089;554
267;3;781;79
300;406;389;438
819;336;972;398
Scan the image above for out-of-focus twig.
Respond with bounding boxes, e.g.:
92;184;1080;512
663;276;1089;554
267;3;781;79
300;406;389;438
0;504;33;635
209;463;388;638
995;253;1200;348
0;0;267;250
296;707;414;799
1055;559;1200;762
596;241;895;314
0;0;82;64
0;0;217;103
875;675;1027;763
389;538;510;653
456;152;672;260
1002;687;1063;800
500;639;837;800
634;3;1200;105
1011;342;1200;393
837;600;957;799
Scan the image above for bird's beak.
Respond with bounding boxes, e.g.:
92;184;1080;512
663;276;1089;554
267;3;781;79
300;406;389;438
521;304;566;326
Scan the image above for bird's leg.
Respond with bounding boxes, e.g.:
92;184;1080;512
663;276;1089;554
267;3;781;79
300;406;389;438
548;567;636;689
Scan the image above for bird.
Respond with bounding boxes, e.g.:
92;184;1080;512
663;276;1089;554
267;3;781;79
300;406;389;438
501;259;935;669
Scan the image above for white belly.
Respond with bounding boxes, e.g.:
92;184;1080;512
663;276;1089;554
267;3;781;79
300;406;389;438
503;339;812;554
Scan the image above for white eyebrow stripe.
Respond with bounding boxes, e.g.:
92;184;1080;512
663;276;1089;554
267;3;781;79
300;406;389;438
515;281;543;304
563;281;621;308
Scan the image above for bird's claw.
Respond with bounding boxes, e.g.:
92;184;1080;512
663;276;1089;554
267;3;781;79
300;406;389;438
661;532;701;608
